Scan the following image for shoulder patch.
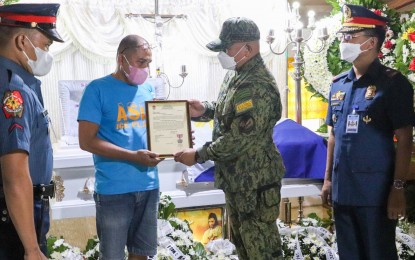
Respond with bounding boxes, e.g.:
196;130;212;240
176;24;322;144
332;71;348;82
2;90;24;118
235;99;254;114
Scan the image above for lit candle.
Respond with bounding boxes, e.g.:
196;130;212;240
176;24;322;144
292;1;300;18
308;10;315;28
181;65;186;73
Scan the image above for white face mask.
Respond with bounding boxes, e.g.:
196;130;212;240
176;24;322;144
22;36;53;76
339;37;372;63
217;44;246;70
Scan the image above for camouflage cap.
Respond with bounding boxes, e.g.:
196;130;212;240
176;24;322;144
206;17;260;52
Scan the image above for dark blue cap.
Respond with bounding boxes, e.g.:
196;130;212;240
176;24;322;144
338;4;389;33
0;3;64;42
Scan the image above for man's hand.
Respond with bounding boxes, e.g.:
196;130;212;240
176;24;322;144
24;247;47;260
387;188;406;220
135;150;164;167
174;148;196;166
188;99;205;118
321;179;332;208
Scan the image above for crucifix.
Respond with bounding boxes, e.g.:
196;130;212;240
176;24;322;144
125;0;188;98
126;0;187;72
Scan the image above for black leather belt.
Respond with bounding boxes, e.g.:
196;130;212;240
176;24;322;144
0;181;56;199
33;181;55;199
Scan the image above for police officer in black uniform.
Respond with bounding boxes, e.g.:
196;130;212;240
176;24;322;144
0;3;64;260
321;4;415;260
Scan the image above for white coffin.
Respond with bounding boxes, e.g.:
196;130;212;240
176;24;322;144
52;146;322;220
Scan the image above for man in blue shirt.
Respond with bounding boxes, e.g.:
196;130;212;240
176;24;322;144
78;35;163;260
321;4;415;259
0;3;64;260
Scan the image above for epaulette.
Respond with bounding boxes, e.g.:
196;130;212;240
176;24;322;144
383;67;399;78
332;71;348;83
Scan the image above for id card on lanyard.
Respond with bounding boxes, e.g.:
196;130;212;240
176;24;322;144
346;105;359;134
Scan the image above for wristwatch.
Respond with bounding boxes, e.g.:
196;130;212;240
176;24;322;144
392;179;406;190
194;151;205;164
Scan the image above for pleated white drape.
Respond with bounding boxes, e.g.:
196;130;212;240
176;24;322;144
19;0;288;142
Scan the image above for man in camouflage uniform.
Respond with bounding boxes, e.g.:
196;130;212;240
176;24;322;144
174;17;285;260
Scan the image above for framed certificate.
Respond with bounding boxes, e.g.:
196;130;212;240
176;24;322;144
145;100;193;157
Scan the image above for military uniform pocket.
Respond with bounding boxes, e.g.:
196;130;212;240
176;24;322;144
258;184;281;223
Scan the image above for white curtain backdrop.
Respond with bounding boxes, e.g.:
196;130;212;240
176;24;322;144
19;0;288;142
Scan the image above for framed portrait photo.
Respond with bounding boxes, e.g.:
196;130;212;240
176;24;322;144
176;206;225;246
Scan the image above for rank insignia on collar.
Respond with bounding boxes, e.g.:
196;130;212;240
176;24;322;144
331;90;345;101
365;85;376;100
363;115;372;124
2;90;24;118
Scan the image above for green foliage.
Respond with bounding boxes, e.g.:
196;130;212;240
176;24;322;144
193;242;208;257
2;0;19;5
301;210;334;230
326;0;388;13
158;193;177;220
83;236;100;260
316;123;328;133
47;236;61;258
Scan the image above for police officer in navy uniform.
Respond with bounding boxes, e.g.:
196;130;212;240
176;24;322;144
0;4;64;260
321;4;415;260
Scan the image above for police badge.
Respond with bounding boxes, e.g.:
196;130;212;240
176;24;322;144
365;85;376;100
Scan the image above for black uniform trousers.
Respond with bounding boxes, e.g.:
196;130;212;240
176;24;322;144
334;203;398;260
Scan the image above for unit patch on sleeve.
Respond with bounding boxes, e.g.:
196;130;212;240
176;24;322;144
235;99;254;115
2;90;24;118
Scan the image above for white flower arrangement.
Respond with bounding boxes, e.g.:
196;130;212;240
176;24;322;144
303;13;343;100
47;194;415;260
303;7;404;99
47;236;83;260
394;13;415;83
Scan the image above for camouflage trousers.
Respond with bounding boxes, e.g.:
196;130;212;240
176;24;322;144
225;183;283;260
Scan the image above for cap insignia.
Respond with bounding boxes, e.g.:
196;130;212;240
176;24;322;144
344;5;352;22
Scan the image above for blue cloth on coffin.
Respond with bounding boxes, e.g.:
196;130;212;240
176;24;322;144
194;118;327;182
273;119;327;179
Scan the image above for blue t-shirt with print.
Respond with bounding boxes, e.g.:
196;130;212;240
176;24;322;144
77;75;158;194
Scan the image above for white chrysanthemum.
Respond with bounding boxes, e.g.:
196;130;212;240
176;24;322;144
403;45;409;63
50;251;63;260
53;239;65;247
303;13;342;99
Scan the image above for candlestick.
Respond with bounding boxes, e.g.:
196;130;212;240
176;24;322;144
296;28;302;39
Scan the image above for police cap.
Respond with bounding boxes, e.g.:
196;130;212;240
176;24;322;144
0;3;64;42
338;4;389;33
207;17;260;52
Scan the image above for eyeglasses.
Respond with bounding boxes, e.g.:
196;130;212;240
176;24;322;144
120;43;154;53
337;33;374;42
